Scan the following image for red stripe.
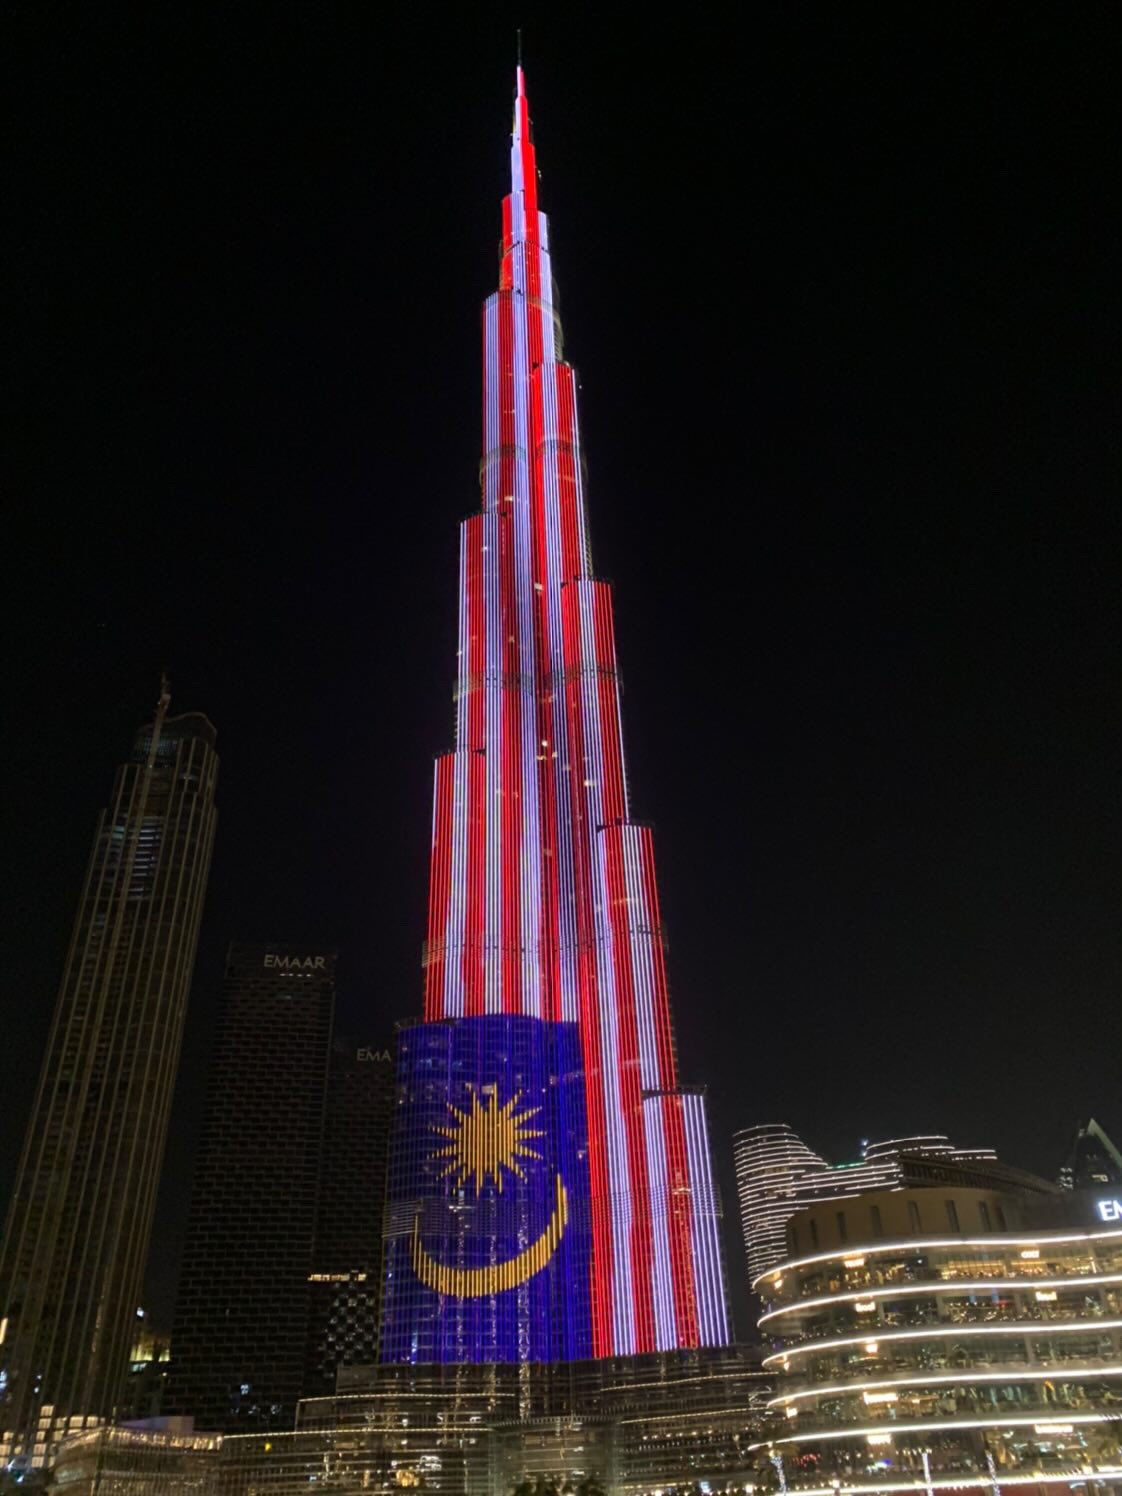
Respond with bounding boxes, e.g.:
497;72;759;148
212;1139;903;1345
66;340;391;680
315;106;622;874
500;195;514;278
460;516;486;1015
463;517;485;751
424;754;454;1019
591;587;655;1349
528;362;560;1023
592;588;626;822
561;579;615;1353
462;748;486;1016
662;1089;700;1345
498;511;521;1013
636;828;699;1343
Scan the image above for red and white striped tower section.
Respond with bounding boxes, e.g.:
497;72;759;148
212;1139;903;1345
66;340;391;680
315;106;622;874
423;68;730;1357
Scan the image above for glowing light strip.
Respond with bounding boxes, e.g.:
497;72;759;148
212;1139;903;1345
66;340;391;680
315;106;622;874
540;363;579;1022
682;1090;731;1346
733;1473;1122;1495
753;1226;1122;1289
512;390;541;1021
769;1362;1122;1408
639;1092;676;1351
578;583;637;1354
441;750;469;1015
764;1409;1114;1449
624;830;677;1348
762;1317;1122;1366
760;1271;1122;1324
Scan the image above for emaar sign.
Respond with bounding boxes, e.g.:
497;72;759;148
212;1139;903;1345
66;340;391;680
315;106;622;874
1096;1198;1122;1222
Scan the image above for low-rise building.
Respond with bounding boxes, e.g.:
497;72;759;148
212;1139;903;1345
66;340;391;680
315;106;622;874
753;1185;1122;1494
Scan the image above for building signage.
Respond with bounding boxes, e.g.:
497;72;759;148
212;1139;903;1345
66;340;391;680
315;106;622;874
1097;1198;1122;1222
356;1047;391;1062
263;954;327;971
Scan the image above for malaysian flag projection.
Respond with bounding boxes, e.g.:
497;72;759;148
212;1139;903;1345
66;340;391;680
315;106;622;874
382;68;729;1363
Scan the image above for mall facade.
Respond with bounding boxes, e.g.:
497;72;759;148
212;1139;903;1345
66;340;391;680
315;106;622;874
753;1185;1122;1494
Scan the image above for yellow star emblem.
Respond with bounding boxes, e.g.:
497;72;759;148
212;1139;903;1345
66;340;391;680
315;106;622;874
431;1089;545;1194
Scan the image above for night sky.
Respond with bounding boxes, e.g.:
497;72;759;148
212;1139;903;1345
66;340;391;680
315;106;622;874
5;8;1119;1339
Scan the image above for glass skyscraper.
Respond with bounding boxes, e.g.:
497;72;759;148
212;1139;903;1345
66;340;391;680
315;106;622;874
165;944;395;1429
0;691;218;1472
380;69;729;1367
164;943;338;1432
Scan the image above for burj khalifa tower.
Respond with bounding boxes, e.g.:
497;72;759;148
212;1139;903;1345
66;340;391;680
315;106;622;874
380;68;730;1365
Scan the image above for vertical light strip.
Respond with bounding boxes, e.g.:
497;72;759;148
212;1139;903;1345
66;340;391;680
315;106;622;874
514;240;544;1019
442;749;469;1017
578;581;636;1354
684;1092;730;1345
541;363;579;1021
624;830;676;1349
639;1093;678;1351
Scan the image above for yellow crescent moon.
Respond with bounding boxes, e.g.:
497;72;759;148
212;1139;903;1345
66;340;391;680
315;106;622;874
411;1172;568;1298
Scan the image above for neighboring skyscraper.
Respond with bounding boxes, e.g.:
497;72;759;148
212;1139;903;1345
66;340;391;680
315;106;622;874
165;949;393;1429
0;689;217;1471
1058;1117;1122;1191
734;1123;1055;1285
164;944;337;1432
303;1037;394;1397
733;1124;830;1285
380;68;729;1366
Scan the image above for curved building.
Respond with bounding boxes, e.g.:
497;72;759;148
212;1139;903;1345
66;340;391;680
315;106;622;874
754;1187;1122;1493
734;1125;830;1285
733;1124;1053;1288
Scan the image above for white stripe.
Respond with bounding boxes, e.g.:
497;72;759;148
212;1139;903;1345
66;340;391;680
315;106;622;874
683;1091;730;1345
640;1093;678;1351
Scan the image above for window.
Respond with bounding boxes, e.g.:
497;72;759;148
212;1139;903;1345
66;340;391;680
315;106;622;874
908;1200;922;1234
978;1201;992;1231
809;1219;819;1250
996;1203;1007;1231
788;1222;798;1255
945;1199;960;1232
836;1210;848;1243
870;1204;883;1238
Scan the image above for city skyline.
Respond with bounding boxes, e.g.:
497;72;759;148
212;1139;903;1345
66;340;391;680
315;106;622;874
5;10;1119;1341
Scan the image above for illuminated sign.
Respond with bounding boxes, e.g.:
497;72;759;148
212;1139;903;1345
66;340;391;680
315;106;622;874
1097;1198;1122;1222
263;954;326;971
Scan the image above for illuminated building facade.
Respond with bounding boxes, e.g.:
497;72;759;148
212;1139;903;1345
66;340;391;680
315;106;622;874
754;1187;1122;1494
52;1424;220;1495
1059;1117;1122;1192
303;1035;394;1396
214;1348;772;1495
382;64;728;1370
0;693;217;1474
734;1125;1054;1286
164;943;339;1431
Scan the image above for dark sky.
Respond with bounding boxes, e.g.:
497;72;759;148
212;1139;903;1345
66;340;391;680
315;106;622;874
4;7;1119;1339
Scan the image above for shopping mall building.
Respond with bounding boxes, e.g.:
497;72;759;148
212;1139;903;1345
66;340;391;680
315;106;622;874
753;1184;1122;1494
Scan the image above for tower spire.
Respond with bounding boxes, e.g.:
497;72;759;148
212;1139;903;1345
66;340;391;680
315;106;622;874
510;59;537;233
